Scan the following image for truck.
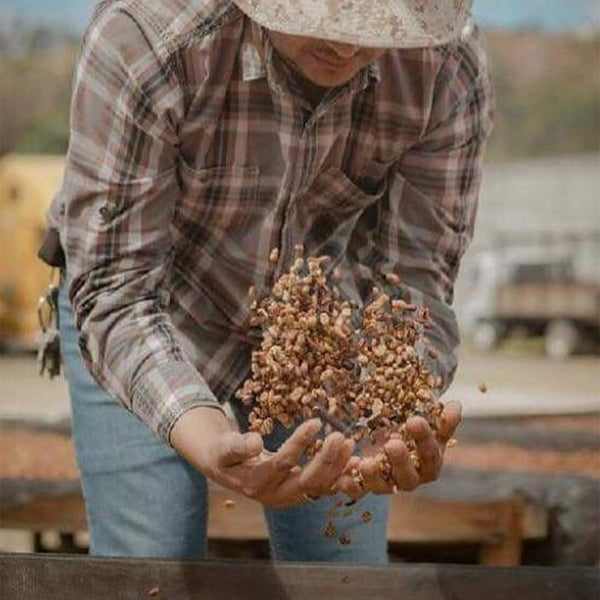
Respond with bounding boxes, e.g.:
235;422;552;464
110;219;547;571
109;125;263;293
461;236;600;360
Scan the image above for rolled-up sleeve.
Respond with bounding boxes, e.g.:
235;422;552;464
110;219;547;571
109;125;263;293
350;27;495;390
60;8;224;444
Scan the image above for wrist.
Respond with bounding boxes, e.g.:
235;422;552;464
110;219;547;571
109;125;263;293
170;405;231;473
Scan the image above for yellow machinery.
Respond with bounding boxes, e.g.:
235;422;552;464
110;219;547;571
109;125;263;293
0;154;65;350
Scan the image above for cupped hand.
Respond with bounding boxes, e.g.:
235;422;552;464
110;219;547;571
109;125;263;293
336;400;462;499
171;407;355;507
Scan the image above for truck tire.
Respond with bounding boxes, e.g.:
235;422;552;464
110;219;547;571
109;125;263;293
473;320;502;352
545;319;580;360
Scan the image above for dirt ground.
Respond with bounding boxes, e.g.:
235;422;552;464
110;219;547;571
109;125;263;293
447;345;600;417
0;353;70;422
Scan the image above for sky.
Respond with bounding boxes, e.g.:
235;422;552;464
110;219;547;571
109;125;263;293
1;0;598;33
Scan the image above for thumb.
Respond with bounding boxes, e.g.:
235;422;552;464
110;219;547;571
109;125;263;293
216;431;264;468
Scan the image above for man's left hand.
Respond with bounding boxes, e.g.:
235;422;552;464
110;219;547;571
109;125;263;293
337;400;462;498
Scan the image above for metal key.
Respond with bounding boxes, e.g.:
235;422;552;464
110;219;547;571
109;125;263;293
38;328;61;378
37;285;61;379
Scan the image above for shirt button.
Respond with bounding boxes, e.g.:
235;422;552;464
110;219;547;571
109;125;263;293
99;205;112;221
199;172;210;184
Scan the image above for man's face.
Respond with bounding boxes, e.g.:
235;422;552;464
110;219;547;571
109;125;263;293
267;30;386;88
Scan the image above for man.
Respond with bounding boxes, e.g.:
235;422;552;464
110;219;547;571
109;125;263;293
44;0;493;561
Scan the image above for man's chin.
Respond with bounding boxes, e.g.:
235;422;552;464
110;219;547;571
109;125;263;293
301;66;359;89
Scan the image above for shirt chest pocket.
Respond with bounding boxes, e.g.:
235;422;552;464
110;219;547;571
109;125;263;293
174;158;261;247
289;163;390;258
307;163;389;212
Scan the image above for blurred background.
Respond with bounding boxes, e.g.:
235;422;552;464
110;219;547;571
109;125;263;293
0;0;598;566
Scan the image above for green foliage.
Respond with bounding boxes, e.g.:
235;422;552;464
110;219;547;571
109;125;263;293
0;44;77;156
486;31;600;161
15;111;71;154
1;31;599;161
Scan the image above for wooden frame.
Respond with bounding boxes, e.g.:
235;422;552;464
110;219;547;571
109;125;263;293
1;482;548;566
1;553;597;600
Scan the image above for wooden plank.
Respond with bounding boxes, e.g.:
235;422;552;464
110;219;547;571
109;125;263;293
390;494;508;544
208;487;267;540
389;493;546;546
521;500;548;540
478;497;523;566
1;553;597;600
454;418;600;452
0;492;86;532
208;487;546;548
1;484;548;550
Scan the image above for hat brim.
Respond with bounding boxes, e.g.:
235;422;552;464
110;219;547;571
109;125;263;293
233;0;473;49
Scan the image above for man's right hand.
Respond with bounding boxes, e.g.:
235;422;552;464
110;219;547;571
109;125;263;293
170;406;355;508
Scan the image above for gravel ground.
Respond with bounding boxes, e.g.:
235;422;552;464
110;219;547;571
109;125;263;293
446;346;600;417
1;348;598;423
0;354;70;422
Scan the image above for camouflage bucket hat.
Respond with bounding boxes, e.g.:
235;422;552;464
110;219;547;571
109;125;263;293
232;0;474;48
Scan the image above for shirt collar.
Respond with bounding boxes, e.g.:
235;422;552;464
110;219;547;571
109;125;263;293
241;21;267;82
368;61;381;84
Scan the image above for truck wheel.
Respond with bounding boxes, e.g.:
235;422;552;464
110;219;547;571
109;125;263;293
473;321;502;352
545;320;580;360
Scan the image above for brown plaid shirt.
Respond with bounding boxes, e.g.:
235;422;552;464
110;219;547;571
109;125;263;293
50;0;494;444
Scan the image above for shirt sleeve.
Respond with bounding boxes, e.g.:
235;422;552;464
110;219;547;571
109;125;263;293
349;27;495;392
60;8;225;444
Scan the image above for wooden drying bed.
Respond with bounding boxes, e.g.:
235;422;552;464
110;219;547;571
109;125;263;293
1;478;547;566
4;418;578;565
1;553;597;600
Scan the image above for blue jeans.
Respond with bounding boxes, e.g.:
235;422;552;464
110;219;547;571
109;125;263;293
58;282;389;562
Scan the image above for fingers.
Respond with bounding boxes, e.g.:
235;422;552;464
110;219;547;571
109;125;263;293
357;439;421;495
336;456;365;500
384;440;420;490
436;401;462;444
256;404;459;504
216;431;264;468
359;456;391;494
335;405;461;499
405;417;441;482
217;421;320;502
270;419;322;474
300;434;355;497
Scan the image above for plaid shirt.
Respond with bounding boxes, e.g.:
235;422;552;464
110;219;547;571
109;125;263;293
50;0;494;444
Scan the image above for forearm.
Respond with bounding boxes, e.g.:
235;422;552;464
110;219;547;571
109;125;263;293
170;405;233;475
65;254;226;443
